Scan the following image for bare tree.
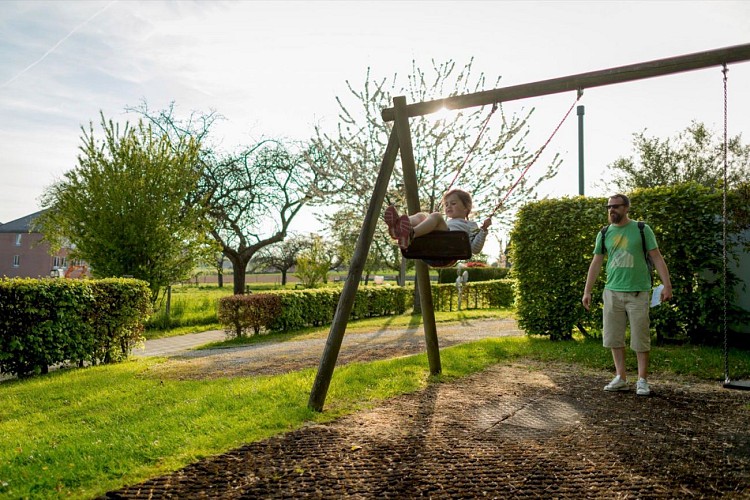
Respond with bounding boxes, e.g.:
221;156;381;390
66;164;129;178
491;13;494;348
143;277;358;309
128;101;322;294
251;233;310;286
311;59;560;272
326;207;391;284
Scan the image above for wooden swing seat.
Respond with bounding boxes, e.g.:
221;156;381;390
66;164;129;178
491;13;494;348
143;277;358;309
400;230;472;267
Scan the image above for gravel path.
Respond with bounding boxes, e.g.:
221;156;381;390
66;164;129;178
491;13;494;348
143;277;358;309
144;318;523;380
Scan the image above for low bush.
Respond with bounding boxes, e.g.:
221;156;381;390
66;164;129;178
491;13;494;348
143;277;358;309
432;279;515;311
216;281;512;337
437;265;509;283
218;285;410;337
0;277;151;376
218;293;283;337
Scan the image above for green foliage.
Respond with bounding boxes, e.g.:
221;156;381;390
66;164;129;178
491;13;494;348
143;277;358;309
217;286;409;335
606;121;750;191
129;103;323;296
510;185;750;343
629;185;749;344
432;279;515;311
215;280;510;336
437;265;509;283
510;196;601;340
251;234;309;286
295;236;332;287
87;279;153;362
36;113;213;301
352;286;409;318
0;278;151;376
218;293;283;337
146;285;231;333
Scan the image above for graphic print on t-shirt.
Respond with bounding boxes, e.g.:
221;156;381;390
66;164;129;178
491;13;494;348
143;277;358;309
608;234;634;269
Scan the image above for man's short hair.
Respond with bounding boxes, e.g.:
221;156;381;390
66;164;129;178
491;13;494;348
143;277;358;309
610;193;630;207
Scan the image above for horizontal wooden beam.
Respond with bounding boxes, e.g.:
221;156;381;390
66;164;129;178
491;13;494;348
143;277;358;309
381;43;750;122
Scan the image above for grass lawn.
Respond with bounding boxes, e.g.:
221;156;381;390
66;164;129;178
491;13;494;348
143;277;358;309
3;309;749;498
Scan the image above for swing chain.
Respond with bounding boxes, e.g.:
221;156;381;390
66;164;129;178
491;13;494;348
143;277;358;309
722;64;730;383
443;102;500;200
489;89;583;219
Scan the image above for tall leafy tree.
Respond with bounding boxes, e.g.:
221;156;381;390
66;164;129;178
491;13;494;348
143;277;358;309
312;59;561;271
37;114;213;301
129;102;323;294
605;121;750;191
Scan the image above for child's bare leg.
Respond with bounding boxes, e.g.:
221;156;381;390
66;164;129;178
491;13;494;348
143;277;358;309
413;212;448;238
409;213;428;227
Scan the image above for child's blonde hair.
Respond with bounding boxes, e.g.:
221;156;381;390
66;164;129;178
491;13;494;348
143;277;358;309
443;188;473;214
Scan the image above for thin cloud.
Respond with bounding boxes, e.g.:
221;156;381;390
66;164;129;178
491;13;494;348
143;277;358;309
0;1;117;90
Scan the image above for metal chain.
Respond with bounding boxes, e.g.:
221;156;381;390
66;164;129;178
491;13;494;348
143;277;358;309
489;90;583;218
440;102;499;209
722;63;730;384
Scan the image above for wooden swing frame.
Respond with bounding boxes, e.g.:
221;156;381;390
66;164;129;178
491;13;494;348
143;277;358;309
308;43;750;412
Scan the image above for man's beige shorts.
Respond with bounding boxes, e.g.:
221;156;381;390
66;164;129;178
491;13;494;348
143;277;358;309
602;288;651;352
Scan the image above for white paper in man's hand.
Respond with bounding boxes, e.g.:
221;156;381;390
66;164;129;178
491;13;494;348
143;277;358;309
650;284;665;308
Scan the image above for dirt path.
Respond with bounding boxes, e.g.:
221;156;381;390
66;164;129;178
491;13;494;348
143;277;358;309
145;317;523;380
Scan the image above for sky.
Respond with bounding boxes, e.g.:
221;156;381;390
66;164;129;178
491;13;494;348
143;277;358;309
1;1;749;260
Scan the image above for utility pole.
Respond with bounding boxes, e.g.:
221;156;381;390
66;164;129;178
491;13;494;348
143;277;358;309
577;104;585;195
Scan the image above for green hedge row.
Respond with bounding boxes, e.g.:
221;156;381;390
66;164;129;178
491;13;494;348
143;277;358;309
218;280;515;337
432;279;515;311
510;183;750;344
218;285;409;337
437;266;509;284
0;278;152;377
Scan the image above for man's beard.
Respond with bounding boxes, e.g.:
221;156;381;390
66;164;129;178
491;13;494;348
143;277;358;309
609;211;622;224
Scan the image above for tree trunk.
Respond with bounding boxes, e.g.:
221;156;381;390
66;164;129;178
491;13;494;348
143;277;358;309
227;254;249;294
281;270;287;286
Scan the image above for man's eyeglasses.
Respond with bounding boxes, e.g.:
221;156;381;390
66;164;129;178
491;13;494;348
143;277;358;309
605;204;624;210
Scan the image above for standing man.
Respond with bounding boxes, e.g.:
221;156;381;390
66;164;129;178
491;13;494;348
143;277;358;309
582;194;673;396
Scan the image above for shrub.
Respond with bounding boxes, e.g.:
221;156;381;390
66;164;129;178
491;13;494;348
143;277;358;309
432;279;515;311
0;278;151;377
218;293;283;337
437;265;509;283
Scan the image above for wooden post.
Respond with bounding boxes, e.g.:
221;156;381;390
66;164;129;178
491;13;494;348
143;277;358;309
308;128;401;412
393;96;442;375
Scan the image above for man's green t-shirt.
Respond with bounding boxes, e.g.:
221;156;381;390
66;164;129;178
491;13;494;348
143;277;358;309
594;220;657;292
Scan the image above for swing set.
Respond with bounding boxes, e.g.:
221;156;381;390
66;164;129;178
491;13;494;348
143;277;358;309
401;90;582;268
309;43;750;411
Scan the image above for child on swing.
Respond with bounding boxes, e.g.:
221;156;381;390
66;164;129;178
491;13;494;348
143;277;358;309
384;188;492;253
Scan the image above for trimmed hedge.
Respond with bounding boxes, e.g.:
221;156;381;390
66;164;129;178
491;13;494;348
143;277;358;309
432;279;515;311
218;286;410;337
218;294;283;337
437;265;509;283
0;278;151;377
217;280;514;337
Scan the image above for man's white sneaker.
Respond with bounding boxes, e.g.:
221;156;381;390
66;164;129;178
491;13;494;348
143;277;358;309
604;375;628;391
636;378;651;396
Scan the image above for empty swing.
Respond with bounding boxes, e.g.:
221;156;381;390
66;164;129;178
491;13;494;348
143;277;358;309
719;64;750;391
400;91;582;268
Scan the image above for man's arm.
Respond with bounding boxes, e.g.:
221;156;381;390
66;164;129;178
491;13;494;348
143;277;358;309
649;248;673;302
582;254;605;311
